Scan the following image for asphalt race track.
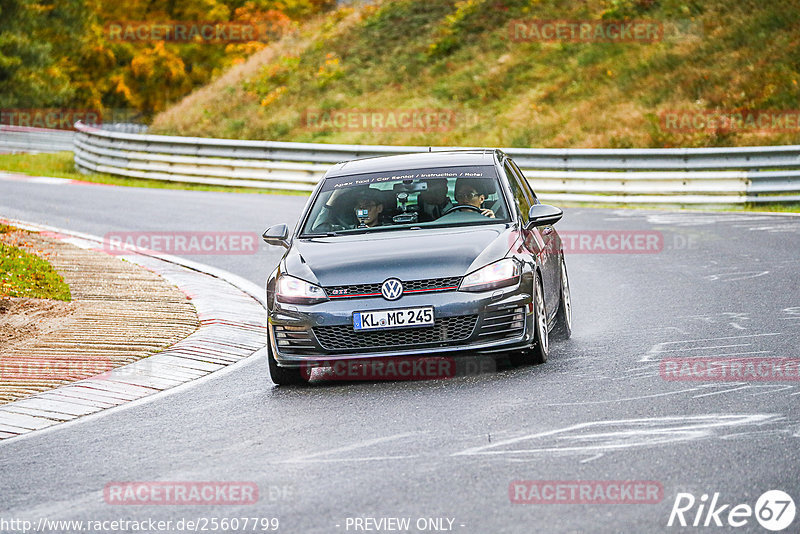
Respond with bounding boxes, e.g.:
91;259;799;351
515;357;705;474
1;178;799;533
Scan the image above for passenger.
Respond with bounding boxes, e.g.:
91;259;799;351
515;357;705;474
418;178;453;221
353;189;385;228
454;177;495;218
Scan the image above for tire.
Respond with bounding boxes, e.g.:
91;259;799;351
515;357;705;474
267;337;309;386
511;273;549;366
551;256;572;341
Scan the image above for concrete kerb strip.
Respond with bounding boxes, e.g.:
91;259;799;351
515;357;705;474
0;217;268;441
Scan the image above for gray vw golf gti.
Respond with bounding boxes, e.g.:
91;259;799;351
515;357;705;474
263;149;572;385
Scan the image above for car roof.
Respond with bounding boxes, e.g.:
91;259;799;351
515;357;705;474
324;149;504;177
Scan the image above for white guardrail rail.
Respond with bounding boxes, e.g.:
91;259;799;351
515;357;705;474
63;121;798;204
0;125;75;153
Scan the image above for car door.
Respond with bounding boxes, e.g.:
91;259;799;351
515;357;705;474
502;160;548;299
506;159;559;310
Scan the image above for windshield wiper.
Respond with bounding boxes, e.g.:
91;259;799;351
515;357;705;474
341;226;411;235
299;232;339;238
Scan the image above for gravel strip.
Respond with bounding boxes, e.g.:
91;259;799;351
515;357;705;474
0;221;267;440
0;228;199;403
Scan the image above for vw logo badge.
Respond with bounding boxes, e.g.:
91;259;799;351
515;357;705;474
381;278;403;301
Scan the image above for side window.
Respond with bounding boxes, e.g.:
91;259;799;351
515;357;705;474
504;161;531;223
510;160;539;204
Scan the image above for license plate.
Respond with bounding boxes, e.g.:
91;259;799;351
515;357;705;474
353;307;434;331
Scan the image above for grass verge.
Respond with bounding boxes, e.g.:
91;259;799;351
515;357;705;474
0;224;71;301
742;202;800;213
151;0;800;150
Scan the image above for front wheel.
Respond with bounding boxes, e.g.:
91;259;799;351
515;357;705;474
551;256;572;340
267;337;309;386
511;274;549;366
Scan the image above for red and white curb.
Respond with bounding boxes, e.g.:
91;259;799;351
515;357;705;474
0;218;267;441
0;171;103;186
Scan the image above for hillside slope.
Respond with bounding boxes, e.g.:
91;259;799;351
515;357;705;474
151;0;800;148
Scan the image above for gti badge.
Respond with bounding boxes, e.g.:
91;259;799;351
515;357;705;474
381;278;403;301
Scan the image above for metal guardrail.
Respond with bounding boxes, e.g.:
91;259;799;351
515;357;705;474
0;125;75;153
68;121;800;204
0;123;146;154
97;123;150;134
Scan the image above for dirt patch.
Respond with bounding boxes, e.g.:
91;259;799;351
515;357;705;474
0;297;78;347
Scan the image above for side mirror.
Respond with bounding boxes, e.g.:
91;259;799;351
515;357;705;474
526;204;563;228
262;224;290;248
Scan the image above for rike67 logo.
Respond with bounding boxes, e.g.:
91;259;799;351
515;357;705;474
668;490;796;531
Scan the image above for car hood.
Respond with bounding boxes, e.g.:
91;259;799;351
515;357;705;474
285;225;516;286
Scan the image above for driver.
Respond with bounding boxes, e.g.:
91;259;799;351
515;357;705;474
454;178;495;218
353;189;384;228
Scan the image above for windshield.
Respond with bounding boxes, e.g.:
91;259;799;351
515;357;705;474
300;165;509;236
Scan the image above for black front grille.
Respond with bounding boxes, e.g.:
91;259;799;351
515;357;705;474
403;277;462;292
273;325;316;354
325;277;462;299
313;315;478;352
478;307;525;340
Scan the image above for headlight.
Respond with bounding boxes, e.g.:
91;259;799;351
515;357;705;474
459;258;521;292
276;275;328;304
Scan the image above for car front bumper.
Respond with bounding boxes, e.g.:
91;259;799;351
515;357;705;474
268;278;535;367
